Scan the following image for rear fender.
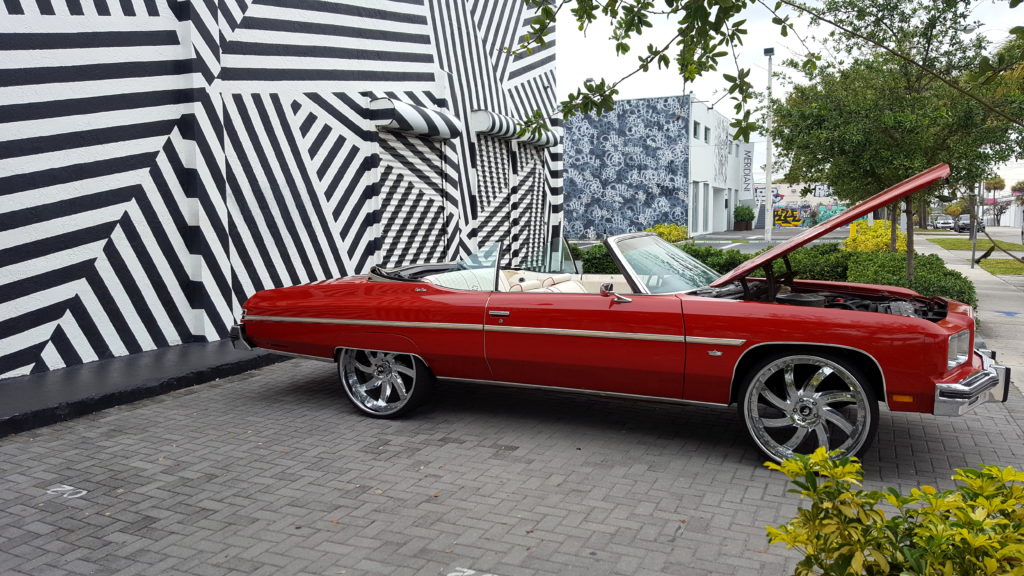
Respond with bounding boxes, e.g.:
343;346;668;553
331;333;422;362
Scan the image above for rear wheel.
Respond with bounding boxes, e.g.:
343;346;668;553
338;349;433;417
739;353;878;462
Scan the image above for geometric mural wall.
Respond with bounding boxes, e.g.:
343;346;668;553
563;96;691;239
0;0;562;379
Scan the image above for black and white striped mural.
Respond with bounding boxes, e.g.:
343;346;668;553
0;0;562;379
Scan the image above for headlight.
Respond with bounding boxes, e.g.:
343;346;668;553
947;330;970;370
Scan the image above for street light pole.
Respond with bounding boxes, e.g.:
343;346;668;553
763;47;775;243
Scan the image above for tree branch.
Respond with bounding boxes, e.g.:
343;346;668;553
776;0;1024;129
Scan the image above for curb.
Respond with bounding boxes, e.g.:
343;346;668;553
0;350;287;438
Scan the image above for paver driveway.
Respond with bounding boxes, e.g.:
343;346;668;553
3;359;1024;576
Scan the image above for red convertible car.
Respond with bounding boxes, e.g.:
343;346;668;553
232;164;1009;462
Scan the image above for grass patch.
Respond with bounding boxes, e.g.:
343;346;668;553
927;238;1024;251
915;228;956;234
979;259;1024;275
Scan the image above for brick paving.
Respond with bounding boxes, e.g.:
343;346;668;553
2;359;1024;576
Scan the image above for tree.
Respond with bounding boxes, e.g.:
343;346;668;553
986;176;1006;192
992;199;1013;223
767;0;1022;279
521;0;1024;140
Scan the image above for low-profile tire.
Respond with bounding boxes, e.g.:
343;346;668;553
338;348;434;418
738;352;879;462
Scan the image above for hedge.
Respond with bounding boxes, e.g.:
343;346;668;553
568;241;976;307
847;251;978;308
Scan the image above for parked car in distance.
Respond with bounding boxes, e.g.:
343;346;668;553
934;215;955;230
233;164;1009;463
955;215;985;234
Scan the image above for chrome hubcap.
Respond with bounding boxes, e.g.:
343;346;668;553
341;350;415;414
744;356;869;462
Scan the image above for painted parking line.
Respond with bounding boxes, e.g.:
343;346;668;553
746;235;761;240
723;243;741;249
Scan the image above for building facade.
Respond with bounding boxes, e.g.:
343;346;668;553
562;95;753;239
0;1;562;379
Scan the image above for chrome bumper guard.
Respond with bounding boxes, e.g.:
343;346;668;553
230;323;254;352
934;349;1010;417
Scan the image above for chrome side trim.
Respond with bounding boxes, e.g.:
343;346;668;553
686;336;747;346
244;315;480;331
244;314;745;346
729;342;889;409
440;377;728;408
484;324;685;342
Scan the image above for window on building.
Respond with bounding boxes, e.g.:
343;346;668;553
693;121;701;139
704;127;710;143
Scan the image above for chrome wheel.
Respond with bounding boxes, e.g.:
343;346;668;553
741;354;877;462
339;349;425;417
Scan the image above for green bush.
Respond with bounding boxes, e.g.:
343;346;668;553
734;204;755;223
767;448;1024;576
677;243;753;274
847;252;978;308
645;223;689;242
567;242;585;263
776;243;851;282
577;243;620;274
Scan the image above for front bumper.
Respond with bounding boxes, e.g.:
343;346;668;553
934;349;1010;416
230;323;254;352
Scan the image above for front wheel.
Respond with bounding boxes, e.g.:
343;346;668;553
338;349;433;418
739;353;879;462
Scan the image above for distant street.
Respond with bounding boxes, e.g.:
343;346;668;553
690;226;849;253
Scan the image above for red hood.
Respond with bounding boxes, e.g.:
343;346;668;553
710;163;951;288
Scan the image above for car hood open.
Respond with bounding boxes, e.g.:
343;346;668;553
710;163;951;288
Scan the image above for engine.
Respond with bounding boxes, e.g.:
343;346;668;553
774;290;947;321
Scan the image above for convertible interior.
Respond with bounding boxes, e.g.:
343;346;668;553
368;262;626;294
420;267;624;294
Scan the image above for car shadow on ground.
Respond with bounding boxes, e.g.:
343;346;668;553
253;360;1024;486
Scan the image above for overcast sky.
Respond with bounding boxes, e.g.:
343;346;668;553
555;0;1023;189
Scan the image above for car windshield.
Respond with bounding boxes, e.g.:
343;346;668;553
611;234;720;294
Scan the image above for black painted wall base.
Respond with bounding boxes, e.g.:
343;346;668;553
0;340;287;437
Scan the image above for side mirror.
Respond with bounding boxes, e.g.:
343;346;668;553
600;282;632;304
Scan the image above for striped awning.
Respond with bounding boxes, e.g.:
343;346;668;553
369;98;463;140
470;110;560;147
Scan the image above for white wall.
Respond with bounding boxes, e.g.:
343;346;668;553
688;101;750;234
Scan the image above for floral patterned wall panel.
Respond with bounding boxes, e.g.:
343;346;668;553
563;96;691;240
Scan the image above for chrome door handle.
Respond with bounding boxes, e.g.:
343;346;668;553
488;310;510;317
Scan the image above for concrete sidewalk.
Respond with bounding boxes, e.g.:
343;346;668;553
916;227;1024;395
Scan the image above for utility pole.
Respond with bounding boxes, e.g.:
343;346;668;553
763;47;775;243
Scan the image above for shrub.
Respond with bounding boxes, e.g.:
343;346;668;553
677;243;752;274
734;205;756;223
577;243;620;274
845;220;906;253
567;242;585;263
767;448;1024;576
847;252;978;308
777;243;851;282
645;223;689;243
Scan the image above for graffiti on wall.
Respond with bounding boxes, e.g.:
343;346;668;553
774;207;805;227
773;203;852;227
563;96;690;239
